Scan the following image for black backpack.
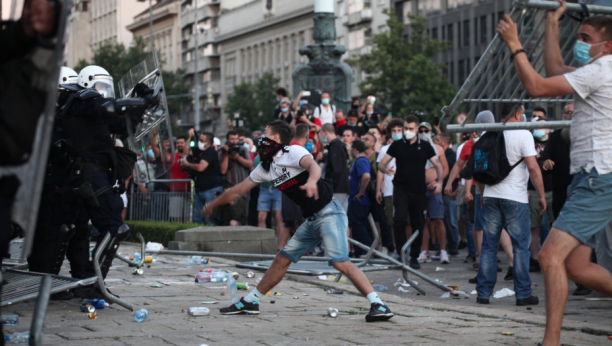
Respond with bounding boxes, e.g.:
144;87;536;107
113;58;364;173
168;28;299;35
469;131;524;185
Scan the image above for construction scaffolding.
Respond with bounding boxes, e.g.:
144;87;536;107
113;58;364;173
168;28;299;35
440;0;612;133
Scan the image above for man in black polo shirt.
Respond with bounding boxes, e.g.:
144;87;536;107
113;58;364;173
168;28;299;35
378;115;445;269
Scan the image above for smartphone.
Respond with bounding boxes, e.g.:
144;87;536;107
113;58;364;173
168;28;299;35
303;91;311;97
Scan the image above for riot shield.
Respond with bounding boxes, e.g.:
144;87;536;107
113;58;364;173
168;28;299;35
0;0;73;261
118;50;175;185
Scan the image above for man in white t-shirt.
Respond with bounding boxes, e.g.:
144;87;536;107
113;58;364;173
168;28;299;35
202;120;393;322
498;5;612;345
312;92;336;125
475;103;546;307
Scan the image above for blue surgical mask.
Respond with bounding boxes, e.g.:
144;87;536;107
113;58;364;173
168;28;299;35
321;98;330;105
522;113;527;122
299;100;307;106
573;40;606;65
320;137;328;144
366;111;373;115
392;133;403;141
147;149;155;158
347;122;356;127
305;141;314;152
276;97;281;102
533;130;546;139
281;107;289;113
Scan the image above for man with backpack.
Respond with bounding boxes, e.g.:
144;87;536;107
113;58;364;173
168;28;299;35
473;103;546;307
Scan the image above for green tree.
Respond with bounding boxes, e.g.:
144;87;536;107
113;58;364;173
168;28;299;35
224;72;281;132
349;9;456;121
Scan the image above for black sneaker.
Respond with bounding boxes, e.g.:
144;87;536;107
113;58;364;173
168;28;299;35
220;298;259;315
468;275;478;284
476;297;489;304
464;254;476;263
50;290;74;301
409;257;421;269
529;258;541;272
504;267;513;281
72;286;117;301
458;240;467;250
572;284;593;296
365;303;394;322
516;296;539;306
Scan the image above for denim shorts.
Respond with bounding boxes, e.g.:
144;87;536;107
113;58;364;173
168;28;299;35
426;189;444;220
279;199;350;266
257;186;282;211
554;169;612;249
474;194;485;230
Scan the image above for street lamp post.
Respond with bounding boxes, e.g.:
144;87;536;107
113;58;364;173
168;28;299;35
193;0;200;131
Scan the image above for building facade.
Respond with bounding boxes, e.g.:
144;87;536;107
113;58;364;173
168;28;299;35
64;0;92;68
90;0;149;50
178;0;222;131
335;0;391;98
127;0;182;71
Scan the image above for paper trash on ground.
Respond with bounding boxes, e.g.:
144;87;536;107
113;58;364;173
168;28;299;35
394;279;415;287
493;288;515;299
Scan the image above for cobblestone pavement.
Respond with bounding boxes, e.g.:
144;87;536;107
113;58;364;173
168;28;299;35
6;243;612;345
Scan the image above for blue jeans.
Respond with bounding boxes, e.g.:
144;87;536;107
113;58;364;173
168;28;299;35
462;204;476;257
193;186;224;225
280;199;350;266
348;201;373;257
443;195;459;253
477;197;532;299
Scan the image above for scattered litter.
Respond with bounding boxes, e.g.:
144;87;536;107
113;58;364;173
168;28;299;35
236;283;249;290
134;309;148;323
266;292;272;296
394;279;414;287
435;267;445;271
0;315;19;326
446;285;460;291
327;307;338;318
470;290;477;295
143;302;150;305
231;272;240;280
274;292;282;296
317;275;327;280
220;292;225;296
270;300;275;304
493;288;515;299
87;312;97;320
608;336;612;340
151;285;163;288
327;290;343;294
450;290;470;299
144;256;154;263
502;332;514;336
201;301;218;304
370;280;374;284
246;271;255;278
186;257;209;265
419;311;423;313
372;284;388;292
187;307;210;316
293;296;299;299
397;287;410;293
324;275;347;284
145;242;164;251
302;294;309;296
435;279;444;284
91;299;109;309
440;292;451;299
80;304;95;313
527;307;532;310
132;268;144;275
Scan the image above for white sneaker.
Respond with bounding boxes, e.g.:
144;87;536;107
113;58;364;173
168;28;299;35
440;250;450;264
390;251;400;261
381;246;389;256
417;251;431;263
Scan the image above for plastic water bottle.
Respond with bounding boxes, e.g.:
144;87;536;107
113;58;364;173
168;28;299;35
372;284;388;292
196;271;227;283
134;309;148;323
5;331;33;343
187;307;210;316
186;258;200;265
133;253;142;261
1;315;19;326
226;272;240;304
91;299;109;309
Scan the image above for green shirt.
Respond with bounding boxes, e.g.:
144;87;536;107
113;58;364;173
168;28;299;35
254;155;274;188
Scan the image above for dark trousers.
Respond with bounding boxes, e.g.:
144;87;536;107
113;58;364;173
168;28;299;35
348;201;373;256
392;187;427;260
370;198;394;252
248;185;260;227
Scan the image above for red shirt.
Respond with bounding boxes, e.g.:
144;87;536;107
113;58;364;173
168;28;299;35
459;139;474;161
170;154;190;191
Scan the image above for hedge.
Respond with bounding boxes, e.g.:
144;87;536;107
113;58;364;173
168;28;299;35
125;220;201;246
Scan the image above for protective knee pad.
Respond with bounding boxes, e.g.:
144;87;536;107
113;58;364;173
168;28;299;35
98;224;130;277
50;224;76;274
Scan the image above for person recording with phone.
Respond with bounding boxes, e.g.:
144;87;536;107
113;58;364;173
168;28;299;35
181;132;223;225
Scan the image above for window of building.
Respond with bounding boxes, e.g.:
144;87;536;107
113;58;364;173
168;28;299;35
458;59;465;85
432;27;438;40
348;0;369;13
348;29;364;50
226;58;236;76
82;1;88;11
338;0;345;17
480;15;487;44
463;20;470;47
450;61;454;84
447;23;453;48
402;0;411;24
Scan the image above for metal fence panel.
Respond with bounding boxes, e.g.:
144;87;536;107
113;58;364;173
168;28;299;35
128;179;194;223
440;0;612;133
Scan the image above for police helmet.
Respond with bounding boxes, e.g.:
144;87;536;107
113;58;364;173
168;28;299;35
78;65;115;98
58;67;78;89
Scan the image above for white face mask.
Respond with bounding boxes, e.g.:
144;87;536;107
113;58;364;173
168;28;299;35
250;146;256;153
404;130;416;140
198;142;206;151
473;137;480;143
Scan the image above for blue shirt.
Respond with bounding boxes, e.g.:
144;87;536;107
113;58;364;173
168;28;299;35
349;156;371;206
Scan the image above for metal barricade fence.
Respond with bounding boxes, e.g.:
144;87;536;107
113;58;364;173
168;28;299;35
128;179;195;223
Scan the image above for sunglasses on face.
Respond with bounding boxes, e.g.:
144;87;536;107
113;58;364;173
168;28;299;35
564;111;574;115
419;129;430;133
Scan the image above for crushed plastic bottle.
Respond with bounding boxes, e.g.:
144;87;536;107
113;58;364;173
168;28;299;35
196;271;227;283
134;309;148;323
5;331;34;343
226;273;241;304
327;290;343;294
1;315;19;326
133;253;142;261
372;284;388;292
186;256;209;265
327;307;338;318
187;307;210;316
91;299;109;309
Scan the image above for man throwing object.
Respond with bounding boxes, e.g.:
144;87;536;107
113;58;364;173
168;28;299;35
202;120;393;322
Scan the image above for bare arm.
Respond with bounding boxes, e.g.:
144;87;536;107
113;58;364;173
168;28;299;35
151;130;160;157
376;170;385;203
299;155;321;199
444;158;466;195
220;151;229;175
525;156;547;215
498;15;575;98
354;172;370;201
378;154;395;175
430;156;444;195
184;158;209;172
464;178;474;202
544;1;577;77
435;144;449;178
292;92;302;111
234;151;254;169
202;178;258;216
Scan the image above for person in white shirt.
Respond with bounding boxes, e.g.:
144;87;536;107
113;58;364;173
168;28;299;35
498;6;612;344
312;92;336;125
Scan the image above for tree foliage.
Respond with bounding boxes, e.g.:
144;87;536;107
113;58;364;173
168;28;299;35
71;37;188;123
224;72;281;132
349;9;456;121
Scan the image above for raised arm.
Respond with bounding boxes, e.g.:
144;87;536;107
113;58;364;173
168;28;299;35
544;1;577;77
